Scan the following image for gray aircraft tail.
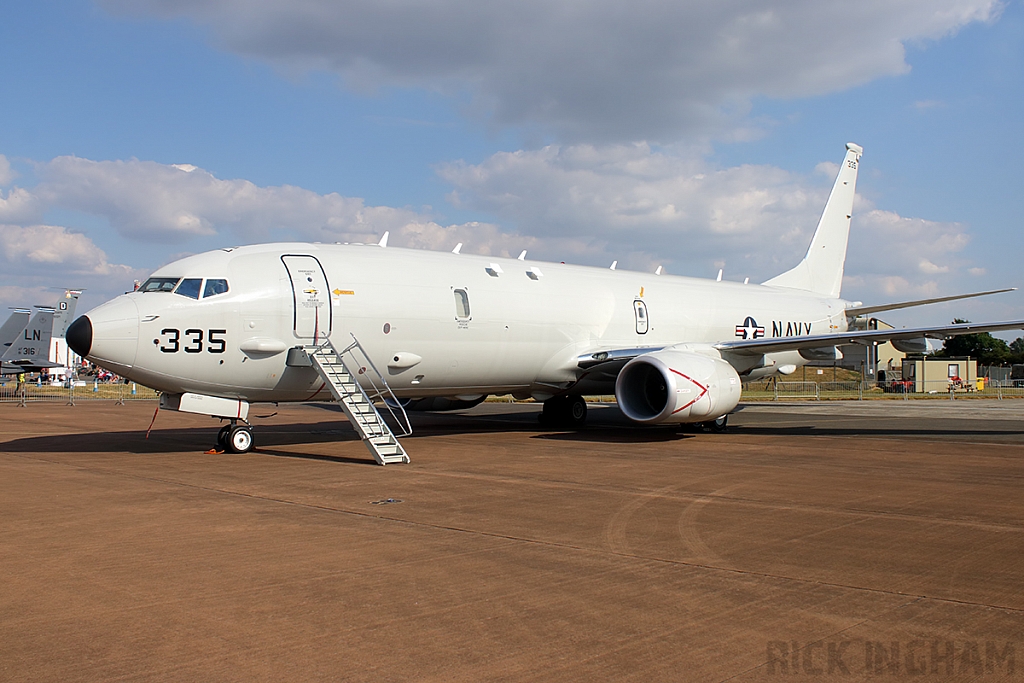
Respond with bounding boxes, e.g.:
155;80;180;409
763;142;862;298
52;289;82;339
0;309;31;353
1;308;55;364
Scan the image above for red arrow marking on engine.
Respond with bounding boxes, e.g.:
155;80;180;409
669;368;709;413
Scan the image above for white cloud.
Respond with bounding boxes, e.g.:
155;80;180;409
101;0;1002;141
843;209;972;300
0;155;15;186
0;187;45;225
440;143;826;275
918;258;950;274
0;224;138;277
34;156;439;243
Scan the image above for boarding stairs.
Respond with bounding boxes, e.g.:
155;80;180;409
307;336;411;465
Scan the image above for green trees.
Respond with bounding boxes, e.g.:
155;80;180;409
937;319;1021;365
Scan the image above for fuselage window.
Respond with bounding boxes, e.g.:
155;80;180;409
139;277;180;292
203;278;229;298
174;278;203;300
454;289;471;319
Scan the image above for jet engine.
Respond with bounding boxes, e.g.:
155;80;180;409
615;350;741;424
891;338;942;355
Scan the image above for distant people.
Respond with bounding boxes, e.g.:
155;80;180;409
17;372;26;403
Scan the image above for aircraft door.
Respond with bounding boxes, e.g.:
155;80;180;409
281;255;332;341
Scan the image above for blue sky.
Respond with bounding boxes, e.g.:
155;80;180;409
1;0;1022;331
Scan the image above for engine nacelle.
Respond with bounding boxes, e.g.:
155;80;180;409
891;337;941;355
615;350;741;424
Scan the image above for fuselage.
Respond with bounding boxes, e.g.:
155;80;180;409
76;242;849;402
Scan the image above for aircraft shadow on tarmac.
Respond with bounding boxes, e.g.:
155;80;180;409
3;406;1021;459
733;424;1024;439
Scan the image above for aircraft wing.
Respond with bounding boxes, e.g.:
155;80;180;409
714;319;1024;356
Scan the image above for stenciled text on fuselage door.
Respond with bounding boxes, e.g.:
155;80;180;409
281;255;332;341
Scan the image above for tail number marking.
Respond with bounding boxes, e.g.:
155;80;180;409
158;328;226;354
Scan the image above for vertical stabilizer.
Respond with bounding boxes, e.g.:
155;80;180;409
1;308;54;362
763;143;862;298
0;310;30;352
51;289;82;339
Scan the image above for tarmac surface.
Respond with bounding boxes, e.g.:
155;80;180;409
2;400;1023;682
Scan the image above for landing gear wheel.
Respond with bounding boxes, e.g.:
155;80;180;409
539;395;588;427
217;425;231;450
227;425;254;453
702;415;728;433
567;395;587;426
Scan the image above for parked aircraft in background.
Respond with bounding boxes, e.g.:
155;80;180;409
1;290;80;375
66;144;1022;461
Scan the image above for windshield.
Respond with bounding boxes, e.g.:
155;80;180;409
174;278;202;299
139;277;180;292
203;278;229;298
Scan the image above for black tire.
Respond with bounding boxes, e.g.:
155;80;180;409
540;395;587;427
706;415;728;433
227;425;254;453
217;425;231;449
567;395;587;426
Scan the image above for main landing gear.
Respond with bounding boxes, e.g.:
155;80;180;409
540;395;588;427
690;415;728;433
217;420;254;453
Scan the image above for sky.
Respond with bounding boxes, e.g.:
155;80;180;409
1;0;1022;333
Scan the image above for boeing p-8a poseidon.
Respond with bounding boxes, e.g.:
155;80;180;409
66;144;1023;462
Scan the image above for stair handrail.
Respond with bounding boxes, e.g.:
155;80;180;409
313;335;413;437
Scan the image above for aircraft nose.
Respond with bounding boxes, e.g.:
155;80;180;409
66;316;92;357
78;296;140;373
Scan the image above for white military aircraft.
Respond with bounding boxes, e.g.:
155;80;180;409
66;143;1022;462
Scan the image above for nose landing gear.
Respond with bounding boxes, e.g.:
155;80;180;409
217;421;254;453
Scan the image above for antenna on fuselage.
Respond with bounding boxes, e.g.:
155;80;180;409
716;269;723;282
655;266;663;276
609;261;617;270
452;243;463;254
378;231;389;247
518;250;527;260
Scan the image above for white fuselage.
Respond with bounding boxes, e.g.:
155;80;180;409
83;243;849;402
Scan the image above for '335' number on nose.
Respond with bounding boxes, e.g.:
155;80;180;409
157;328;226;353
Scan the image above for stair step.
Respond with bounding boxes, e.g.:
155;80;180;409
308;341;410;466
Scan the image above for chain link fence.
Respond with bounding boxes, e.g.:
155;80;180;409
0;379;160;405
743;378;1024;401
4;377;1024;407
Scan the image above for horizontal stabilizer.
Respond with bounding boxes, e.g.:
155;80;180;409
846;288;1016;317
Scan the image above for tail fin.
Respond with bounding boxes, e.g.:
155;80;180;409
0;309;30;352
1;308;54;363
763;142;862;298
51;289;82;339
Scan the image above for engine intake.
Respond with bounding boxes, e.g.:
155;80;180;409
615;350;741;424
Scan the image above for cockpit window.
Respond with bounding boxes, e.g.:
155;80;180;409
203;278;229;298
174;278;202;300
139;277;180;293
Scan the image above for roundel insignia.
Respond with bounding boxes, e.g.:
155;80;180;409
735;316;765;340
